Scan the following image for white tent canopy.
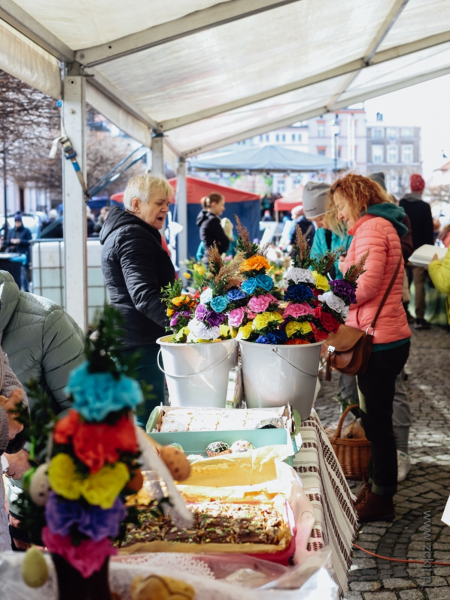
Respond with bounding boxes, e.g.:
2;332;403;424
1;0;450;157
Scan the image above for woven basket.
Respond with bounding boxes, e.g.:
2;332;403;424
330;404;371;480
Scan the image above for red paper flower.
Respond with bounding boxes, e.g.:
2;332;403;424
54;409;81;445
54;410;138;474
310;323;331;343
286;338;310;345
319;310;340;334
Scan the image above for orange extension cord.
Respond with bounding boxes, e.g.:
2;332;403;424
353;543;450;566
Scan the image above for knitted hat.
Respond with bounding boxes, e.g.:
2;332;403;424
14;212;22;222
410;174;425;192
368;172;386;191
302;182;330;219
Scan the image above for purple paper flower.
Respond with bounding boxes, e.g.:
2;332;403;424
330;279;357;304
46;493;126;542
206;310;226;327
170;311;191;327
195;304;209;321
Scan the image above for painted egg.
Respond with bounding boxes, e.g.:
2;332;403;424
126;469;144;493
29;463;51;506
231;440;255;453
160;446;191;482
22;546;49;588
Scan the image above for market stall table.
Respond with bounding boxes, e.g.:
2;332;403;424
294;409;358;598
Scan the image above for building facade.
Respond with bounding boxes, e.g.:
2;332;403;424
366;113;422;197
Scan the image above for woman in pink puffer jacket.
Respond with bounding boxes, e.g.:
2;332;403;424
329;173;411;523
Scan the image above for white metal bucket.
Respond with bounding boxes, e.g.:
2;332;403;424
156;336;238;408
239;340;324;421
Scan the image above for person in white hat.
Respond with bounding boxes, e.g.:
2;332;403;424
302;181;352;279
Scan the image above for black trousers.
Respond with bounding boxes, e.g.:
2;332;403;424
357;342;411;496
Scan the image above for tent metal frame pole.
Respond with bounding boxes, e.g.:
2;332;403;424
151;134;165;177
176;158;188;273
62;63;88;332
75;0;303;67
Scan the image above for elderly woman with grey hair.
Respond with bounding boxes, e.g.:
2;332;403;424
100;175;175;427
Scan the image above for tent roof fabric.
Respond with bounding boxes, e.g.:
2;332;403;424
274;184;304;211
168;176;260;204
2;1;450;157
110;176;259;205
190;145;347;172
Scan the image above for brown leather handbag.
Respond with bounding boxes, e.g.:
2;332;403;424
324;257;402;381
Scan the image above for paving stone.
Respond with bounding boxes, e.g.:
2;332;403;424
344;593;363;600
382;578;416;588
363;593;397;600
350;582;381;592
427;588;450;599
399;591;425;599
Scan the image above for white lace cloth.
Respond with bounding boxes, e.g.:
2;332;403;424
0;551;338;600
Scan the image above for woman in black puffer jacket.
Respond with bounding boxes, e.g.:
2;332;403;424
196;193;229;260
100;175;175;427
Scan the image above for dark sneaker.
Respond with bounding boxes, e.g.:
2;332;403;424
356;491;395;522
414;318;431;330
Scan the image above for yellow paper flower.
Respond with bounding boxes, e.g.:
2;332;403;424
48;453;82;500
175;327;190;342
193;264;205;275
172;295;191;307
285;321;312;338
81;462;130;509
237;322;253;340
240;255;270;273
252;311;283;331
312;271;330;291
230;327;238;339
183;272;192;279
220;325;231;339
167;308;175;317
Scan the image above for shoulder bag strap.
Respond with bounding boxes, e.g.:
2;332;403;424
370;256;403;330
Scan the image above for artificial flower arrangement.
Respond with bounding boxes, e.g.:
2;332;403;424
281;228;368;344
161;279;199;342
183;245;244;343
13;307;192;590
223;219;285;344
181;258;207;290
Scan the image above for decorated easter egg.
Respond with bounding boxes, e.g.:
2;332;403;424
126;469;144;493
29;463;51;506
21;546;49;588
160;446;191;482
205;441;230;457
231;440;255;453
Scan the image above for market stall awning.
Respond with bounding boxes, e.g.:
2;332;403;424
1;0;450;157
189;145;347;173
274;184;304;211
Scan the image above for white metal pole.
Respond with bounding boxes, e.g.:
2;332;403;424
151;133;165;177
62;64;88;331
176;158;188;269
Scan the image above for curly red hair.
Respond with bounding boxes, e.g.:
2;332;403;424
328;173;390;224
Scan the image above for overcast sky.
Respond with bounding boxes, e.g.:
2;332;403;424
363;73;450;181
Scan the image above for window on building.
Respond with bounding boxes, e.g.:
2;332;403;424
402;144;414;163
387;145;398;163
317;147;326;156
317;124;325;137
386;127;398;139
372;145;384;163
282;134;286;142
401;127;413;138
291;134;296;142
265;134;270;142
275;134;280;142
373;128;383;138
277;179;285;193
298;134;302;142
259;135;264;142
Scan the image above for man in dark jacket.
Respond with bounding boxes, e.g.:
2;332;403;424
399;174;434;330
100;175;175;427
289;205;315;248
7;213;32;291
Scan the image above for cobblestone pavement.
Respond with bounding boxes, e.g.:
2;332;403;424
314;327;450;600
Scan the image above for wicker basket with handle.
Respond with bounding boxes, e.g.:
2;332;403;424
330;404;371;480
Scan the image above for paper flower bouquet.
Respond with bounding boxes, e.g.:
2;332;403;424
161;279;199;342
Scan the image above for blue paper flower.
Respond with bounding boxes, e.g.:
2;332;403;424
227;288;247;302
65;362;143;422
284;284;314;303
46;493;125;541
256;330;288;345
210;295;230;313
242;278;258;295
255;274;274;292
